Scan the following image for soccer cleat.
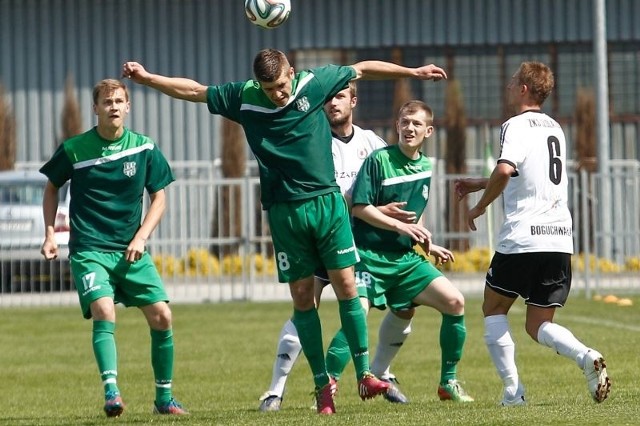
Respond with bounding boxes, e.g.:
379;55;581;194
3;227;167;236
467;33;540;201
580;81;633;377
153;397;189;415
310;377;337;411
381;377;409;404
501;382;526;406
501;394;526;406
258;393;283;412
358;372;391;401
314;379;337;415
103;391;125;418
582;350;611;403
437;379;474;402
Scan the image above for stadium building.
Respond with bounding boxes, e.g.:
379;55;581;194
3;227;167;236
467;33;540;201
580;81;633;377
0;0;638;165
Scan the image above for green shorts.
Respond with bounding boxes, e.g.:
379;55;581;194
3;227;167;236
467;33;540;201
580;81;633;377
70;251;169;319
354;248;443;311
268;191;358;283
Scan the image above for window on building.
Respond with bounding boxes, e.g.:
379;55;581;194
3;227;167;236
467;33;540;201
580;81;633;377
556;44;593;118
609;43;640;115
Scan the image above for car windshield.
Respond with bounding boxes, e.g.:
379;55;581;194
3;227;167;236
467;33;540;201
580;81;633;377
0;182;45;205
0;179;69;207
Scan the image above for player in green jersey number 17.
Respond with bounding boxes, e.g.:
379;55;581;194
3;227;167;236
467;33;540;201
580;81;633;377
40;79;188;418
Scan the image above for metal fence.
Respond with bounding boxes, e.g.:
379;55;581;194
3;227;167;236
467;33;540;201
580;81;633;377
1;160;639;307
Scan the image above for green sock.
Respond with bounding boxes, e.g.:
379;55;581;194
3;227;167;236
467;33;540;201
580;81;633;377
440;313;466;384
292;307;329;388
151;328;174;405
338;297;369;379
92;320;119;395
325;329;351;380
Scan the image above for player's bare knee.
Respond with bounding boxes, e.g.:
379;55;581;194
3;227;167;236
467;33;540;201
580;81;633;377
290;290;315;310
156;310;172;330
443;294;465;315
143;303;172;329
525;321;541;342
90;298;116;321
331;282;357;300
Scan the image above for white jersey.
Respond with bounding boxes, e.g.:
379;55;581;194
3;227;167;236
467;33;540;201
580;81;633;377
332;124;386;196
496;110;573;254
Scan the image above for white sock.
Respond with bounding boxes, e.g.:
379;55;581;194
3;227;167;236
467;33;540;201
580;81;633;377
370;311;412;379
484;315;519;397
266;319;302;397
537;321;589;368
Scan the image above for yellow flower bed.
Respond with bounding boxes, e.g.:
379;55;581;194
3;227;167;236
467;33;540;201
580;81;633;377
153;249;276;278
414;247;636;274
572;253;627;273
625;256;640;271
153;247;639;278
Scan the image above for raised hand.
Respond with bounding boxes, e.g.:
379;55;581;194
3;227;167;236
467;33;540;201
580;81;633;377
415;64;448;81
121;62;151;84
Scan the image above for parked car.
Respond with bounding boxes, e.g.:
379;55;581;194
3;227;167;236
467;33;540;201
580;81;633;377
0;170;72;292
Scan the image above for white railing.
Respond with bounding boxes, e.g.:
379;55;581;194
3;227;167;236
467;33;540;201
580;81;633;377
1;161;639;307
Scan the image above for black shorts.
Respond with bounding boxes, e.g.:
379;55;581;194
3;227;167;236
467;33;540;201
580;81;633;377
314;267;331;287
485;252;572;307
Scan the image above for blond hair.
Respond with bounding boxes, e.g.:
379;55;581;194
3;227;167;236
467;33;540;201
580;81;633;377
516;62;554;105
92;79;129;105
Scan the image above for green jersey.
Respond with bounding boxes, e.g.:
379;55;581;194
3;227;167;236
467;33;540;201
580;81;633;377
40;127;174;254
206;65;356;209
351;145;433;252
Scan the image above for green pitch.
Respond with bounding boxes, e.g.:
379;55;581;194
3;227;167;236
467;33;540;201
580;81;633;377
1;295;639;425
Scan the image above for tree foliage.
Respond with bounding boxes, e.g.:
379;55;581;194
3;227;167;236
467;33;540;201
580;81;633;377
211;118;246;256
60;75;83;144
574;87;597;250
445;79;469;251
0;83;17;171
575;87;597;172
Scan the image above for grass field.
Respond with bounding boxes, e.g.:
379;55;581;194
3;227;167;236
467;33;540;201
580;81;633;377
1;293;639;425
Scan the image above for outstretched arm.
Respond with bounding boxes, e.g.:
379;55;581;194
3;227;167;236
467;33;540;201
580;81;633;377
351;61;447;82
466;163;513;231
122;62;208;103
454;177;489;200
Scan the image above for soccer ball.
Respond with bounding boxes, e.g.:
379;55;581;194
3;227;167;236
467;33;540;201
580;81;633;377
244;0;291;29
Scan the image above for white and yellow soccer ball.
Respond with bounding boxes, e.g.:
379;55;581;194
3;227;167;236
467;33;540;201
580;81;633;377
244;0;291;29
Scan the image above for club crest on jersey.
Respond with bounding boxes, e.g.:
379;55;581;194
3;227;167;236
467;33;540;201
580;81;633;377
422;184;429;201
358;148;368;159
123;161;137;177
295;96;310;112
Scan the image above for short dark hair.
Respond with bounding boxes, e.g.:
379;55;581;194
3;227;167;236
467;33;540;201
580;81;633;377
253;49;290;83
397;100;434;125
93;79;129;105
